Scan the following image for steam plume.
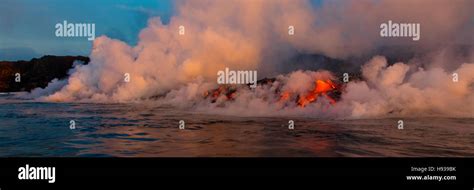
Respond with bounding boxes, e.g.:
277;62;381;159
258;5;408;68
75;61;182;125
30;0;474;118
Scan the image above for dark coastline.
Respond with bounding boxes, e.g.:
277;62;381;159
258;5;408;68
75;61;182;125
0;55;89;92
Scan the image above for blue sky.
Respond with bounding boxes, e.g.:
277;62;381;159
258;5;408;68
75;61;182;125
0;0;325;61
0;0;173;61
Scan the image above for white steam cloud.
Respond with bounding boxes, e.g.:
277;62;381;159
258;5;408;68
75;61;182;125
28;0;474;118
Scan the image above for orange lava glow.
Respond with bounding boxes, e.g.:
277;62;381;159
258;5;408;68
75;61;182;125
297;79;337;107
279;91;291;102
277;79;338;107
204;86;237;101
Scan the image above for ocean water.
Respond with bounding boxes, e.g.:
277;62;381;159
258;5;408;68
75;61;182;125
0;94;473;157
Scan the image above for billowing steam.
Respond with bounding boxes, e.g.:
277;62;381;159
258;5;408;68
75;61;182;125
28;0;474;118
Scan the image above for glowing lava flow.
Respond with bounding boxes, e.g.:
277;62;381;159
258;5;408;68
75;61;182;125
297;79;337;107
205;78;340;107
277;79;338;107
204;85;237;103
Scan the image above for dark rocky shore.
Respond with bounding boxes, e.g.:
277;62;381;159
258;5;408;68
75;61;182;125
0;55;89;92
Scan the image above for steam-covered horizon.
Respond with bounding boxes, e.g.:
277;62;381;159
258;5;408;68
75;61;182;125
24;0;474;118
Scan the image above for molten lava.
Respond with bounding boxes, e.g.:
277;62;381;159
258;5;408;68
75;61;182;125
277;79;339;107
205;78;341;108
297;79;337;107
204;85;237;103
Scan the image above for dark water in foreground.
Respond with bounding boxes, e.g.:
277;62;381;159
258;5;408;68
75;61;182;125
0;95;473;157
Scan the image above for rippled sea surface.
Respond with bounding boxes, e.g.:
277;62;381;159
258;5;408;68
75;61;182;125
0;94;473;157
